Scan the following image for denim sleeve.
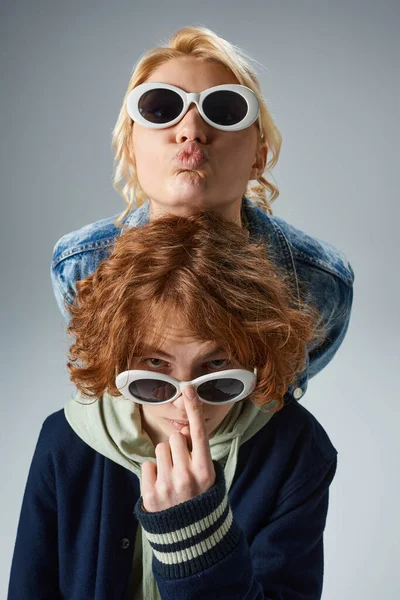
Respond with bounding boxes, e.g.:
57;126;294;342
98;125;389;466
50;254;73;324
51;245;113;325
296;261;355;381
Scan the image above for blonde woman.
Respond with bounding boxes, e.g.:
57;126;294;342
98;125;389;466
10;212;337;598
51;26;354;406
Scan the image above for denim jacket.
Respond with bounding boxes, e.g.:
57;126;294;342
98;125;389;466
51;197;354;402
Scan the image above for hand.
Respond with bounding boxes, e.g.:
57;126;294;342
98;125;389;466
141;386;216;512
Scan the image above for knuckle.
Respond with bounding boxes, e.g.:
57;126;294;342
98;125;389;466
143;491;158;509
195;427;206;439
155;442;169;453
201;477;214;490
157;481;171;496
175;471;191;491
169;432;184;443
197;465;214;487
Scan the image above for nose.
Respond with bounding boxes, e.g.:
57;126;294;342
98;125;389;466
175;102;208;145
170;391;191;413
171;374;200;412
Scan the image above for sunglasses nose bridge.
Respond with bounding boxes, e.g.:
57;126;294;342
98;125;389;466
184;93;202;116
179;381;195;394
186;92;200;104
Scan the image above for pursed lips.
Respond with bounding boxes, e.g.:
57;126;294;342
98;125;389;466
175;142;207;169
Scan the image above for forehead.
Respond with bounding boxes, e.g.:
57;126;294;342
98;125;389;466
141;316;224;359
146;57;239;93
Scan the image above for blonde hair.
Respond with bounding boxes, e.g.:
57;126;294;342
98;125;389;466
112;26;282;225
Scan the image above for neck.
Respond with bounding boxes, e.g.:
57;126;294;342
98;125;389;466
149;197;244;227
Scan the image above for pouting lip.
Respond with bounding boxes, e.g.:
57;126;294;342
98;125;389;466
175;155;206;170
175;142;207;167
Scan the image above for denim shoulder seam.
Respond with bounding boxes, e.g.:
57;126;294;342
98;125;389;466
267;218;301;304
292;250;354;286
52;238;117;268
268;212;354;286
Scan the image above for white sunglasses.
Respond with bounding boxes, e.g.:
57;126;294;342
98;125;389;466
115;368;257;406
126;82;261;132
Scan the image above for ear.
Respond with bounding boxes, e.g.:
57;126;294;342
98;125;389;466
249;142;268;180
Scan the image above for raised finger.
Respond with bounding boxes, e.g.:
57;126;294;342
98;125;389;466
182;386;211;462
168;431;191;471
154;442;173;483
141;460;157;497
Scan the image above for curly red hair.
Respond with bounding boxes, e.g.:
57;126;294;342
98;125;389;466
67;211;323;411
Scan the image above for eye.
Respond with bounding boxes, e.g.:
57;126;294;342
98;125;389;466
143;358;167;369
207;358;230;370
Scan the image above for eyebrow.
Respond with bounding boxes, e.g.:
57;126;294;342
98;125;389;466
139;346;226;362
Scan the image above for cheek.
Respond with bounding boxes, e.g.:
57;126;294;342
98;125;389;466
210;405;234;425
132;129;164;173
217;134;256;172
141;405;164;423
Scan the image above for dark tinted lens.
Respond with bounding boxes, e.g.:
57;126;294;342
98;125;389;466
129;379;177;403
203;91;248;126
197;378;244;403
138;89;183;124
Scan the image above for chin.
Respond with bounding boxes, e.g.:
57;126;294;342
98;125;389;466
164;181;212;203
168;193;211;211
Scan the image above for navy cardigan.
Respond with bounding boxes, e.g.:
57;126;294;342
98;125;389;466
8;400;337;600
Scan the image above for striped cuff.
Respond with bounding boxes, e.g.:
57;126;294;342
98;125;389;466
134;459;242;579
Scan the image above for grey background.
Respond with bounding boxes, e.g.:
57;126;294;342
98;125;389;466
1;0;399;597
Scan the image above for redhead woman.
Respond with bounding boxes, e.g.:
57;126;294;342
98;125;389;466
51;26;354;405
10;212;337;599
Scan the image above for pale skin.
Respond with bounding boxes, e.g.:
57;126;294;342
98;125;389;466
131;56;268;225
132;321;246;512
